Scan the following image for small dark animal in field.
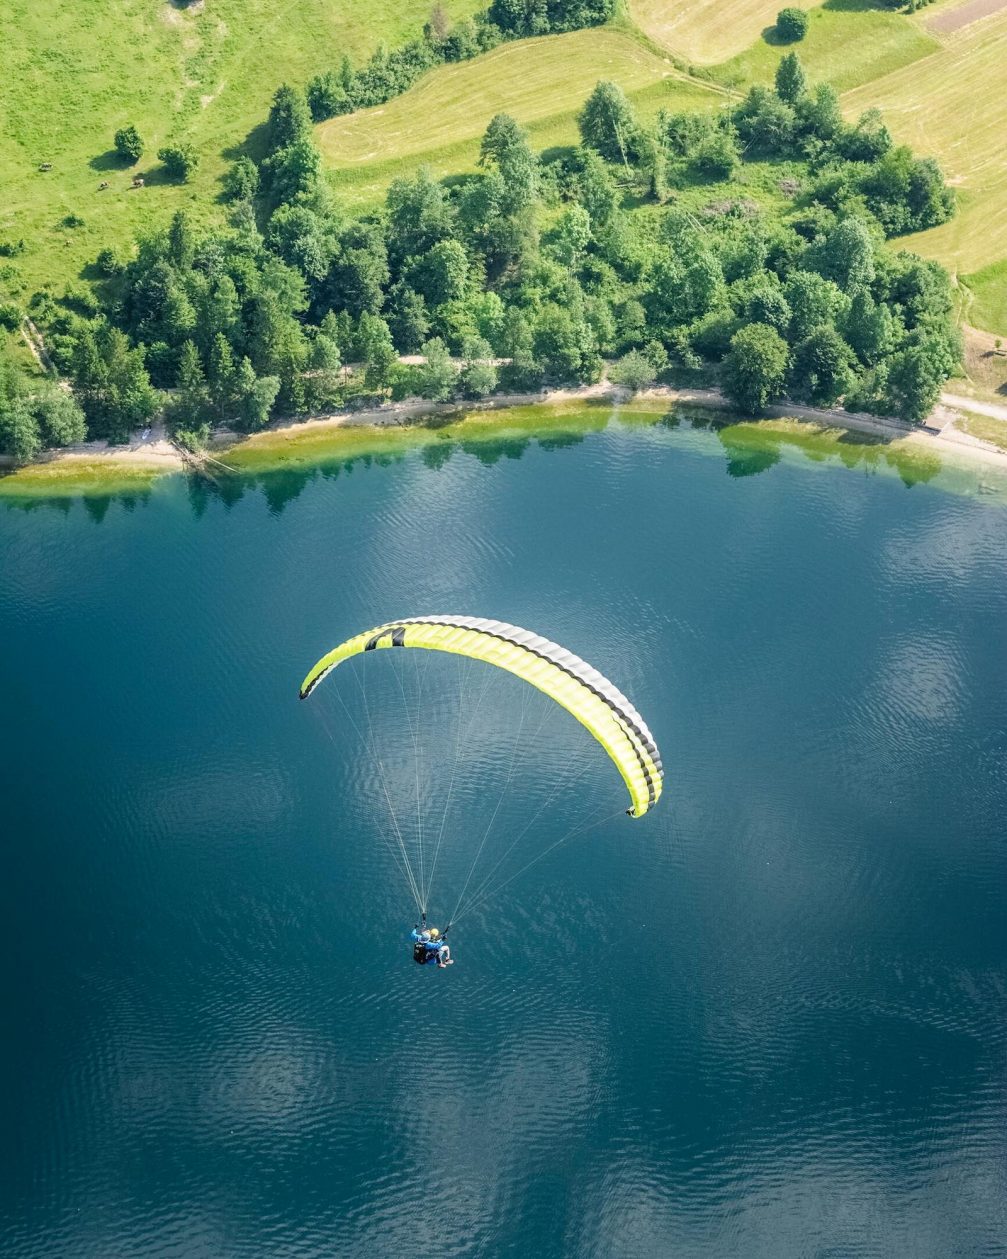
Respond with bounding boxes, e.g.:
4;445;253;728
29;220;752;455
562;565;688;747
38;162;52;172
131;175;145;188
98;181;110;191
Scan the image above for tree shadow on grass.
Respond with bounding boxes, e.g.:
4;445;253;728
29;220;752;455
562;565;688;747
823;0;891;11
538;145;577;166
222;122;270;167
127;164;178;189
89;150;132;173
217;123;270;204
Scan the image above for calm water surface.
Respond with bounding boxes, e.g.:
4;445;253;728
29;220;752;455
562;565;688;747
1;412;1006;1257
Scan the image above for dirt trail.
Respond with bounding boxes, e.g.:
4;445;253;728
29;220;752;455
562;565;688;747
928;0;1007;34
941;392;1007;421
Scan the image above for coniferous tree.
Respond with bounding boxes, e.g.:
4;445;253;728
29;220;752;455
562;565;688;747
775;52;807;105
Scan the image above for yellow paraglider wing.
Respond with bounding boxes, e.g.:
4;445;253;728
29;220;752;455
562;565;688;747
300;615;663;816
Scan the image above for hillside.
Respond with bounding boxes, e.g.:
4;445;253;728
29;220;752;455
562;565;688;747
0;0;480;296
628;0;1007;335
1;0;1005;342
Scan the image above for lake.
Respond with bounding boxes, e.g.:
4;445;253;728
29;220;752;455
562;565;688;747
2;406;1005;1257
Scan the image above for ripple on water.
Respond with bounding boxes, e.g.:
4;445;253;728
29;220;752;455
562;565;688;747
2;418;1006;1258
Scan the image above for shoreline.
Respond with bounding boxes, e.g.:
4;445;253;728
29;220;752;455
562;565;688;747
3;382;1007;494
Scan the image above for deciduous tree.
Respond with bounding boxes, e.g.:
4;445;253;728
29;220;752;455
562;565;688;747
578;81;638;166
722;322;789;412
114;125;144;164
775;52;807;105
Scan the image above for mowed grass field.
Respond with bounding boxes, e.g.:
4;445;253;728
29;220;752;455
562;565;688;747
0;0;480;297
844;7;1007;334
319;28;728;208
629;0;816;63
714;0;938;94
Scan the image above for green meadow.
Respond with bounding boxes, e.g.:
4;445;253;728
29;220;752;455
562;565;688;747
0;0;480;296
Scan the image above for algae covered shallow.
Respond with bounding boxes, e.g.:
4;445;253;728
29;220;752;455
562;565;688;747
206;400;1007;506
0;455;164;503
4;400;1007;512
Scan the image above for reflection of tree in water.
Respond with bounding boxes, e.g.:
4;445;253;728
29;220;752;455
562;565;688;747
2;492;72;519
721;438;782;479
716;420;943;487
262;471;312;515
421;440;455;471
82;495;111;524
536;430;585;452
458;436;529;466
889;449;940;488
1;486;156;521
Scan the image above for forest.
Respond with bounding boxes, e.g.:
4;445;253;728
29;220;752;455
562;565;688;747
0;37;960;462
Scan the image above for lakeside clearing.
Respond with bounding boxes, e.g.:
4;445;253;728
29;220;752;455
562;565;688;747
4;384;1007;500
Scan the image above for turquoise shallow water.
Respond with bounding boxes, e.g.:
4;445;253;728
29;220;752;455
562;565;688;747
1;412;1006;1257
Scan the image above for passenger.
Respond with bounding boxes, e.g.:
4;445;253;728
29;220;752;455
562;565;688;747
427;927;453;967
411;924;453;966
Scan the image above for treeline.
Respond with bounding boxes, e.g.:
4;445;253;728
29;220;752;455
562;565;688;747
303;0;616;123
3;51;961;462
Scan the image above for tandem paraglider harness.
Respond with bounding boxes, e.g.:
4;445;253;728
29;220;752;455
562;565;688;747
412;918;449;965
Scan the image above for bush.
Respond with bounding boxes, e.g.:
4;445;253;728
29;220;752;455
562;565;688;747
610;349;656;394
113;125;144;164
171;424;211;452
95;248;123;278
28;290;56;321
158;144;199;182
775;7;808;41
60;283;101;317
306;72;351;122
690;132;739;181
0;302;21;331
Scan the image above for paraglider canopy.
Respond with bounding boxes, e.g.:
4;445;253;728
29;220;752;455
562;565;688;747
300;615;663;817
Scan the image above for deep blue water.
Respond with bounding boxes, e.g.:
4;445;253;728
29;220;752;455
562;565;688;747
1;412;1006;1257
